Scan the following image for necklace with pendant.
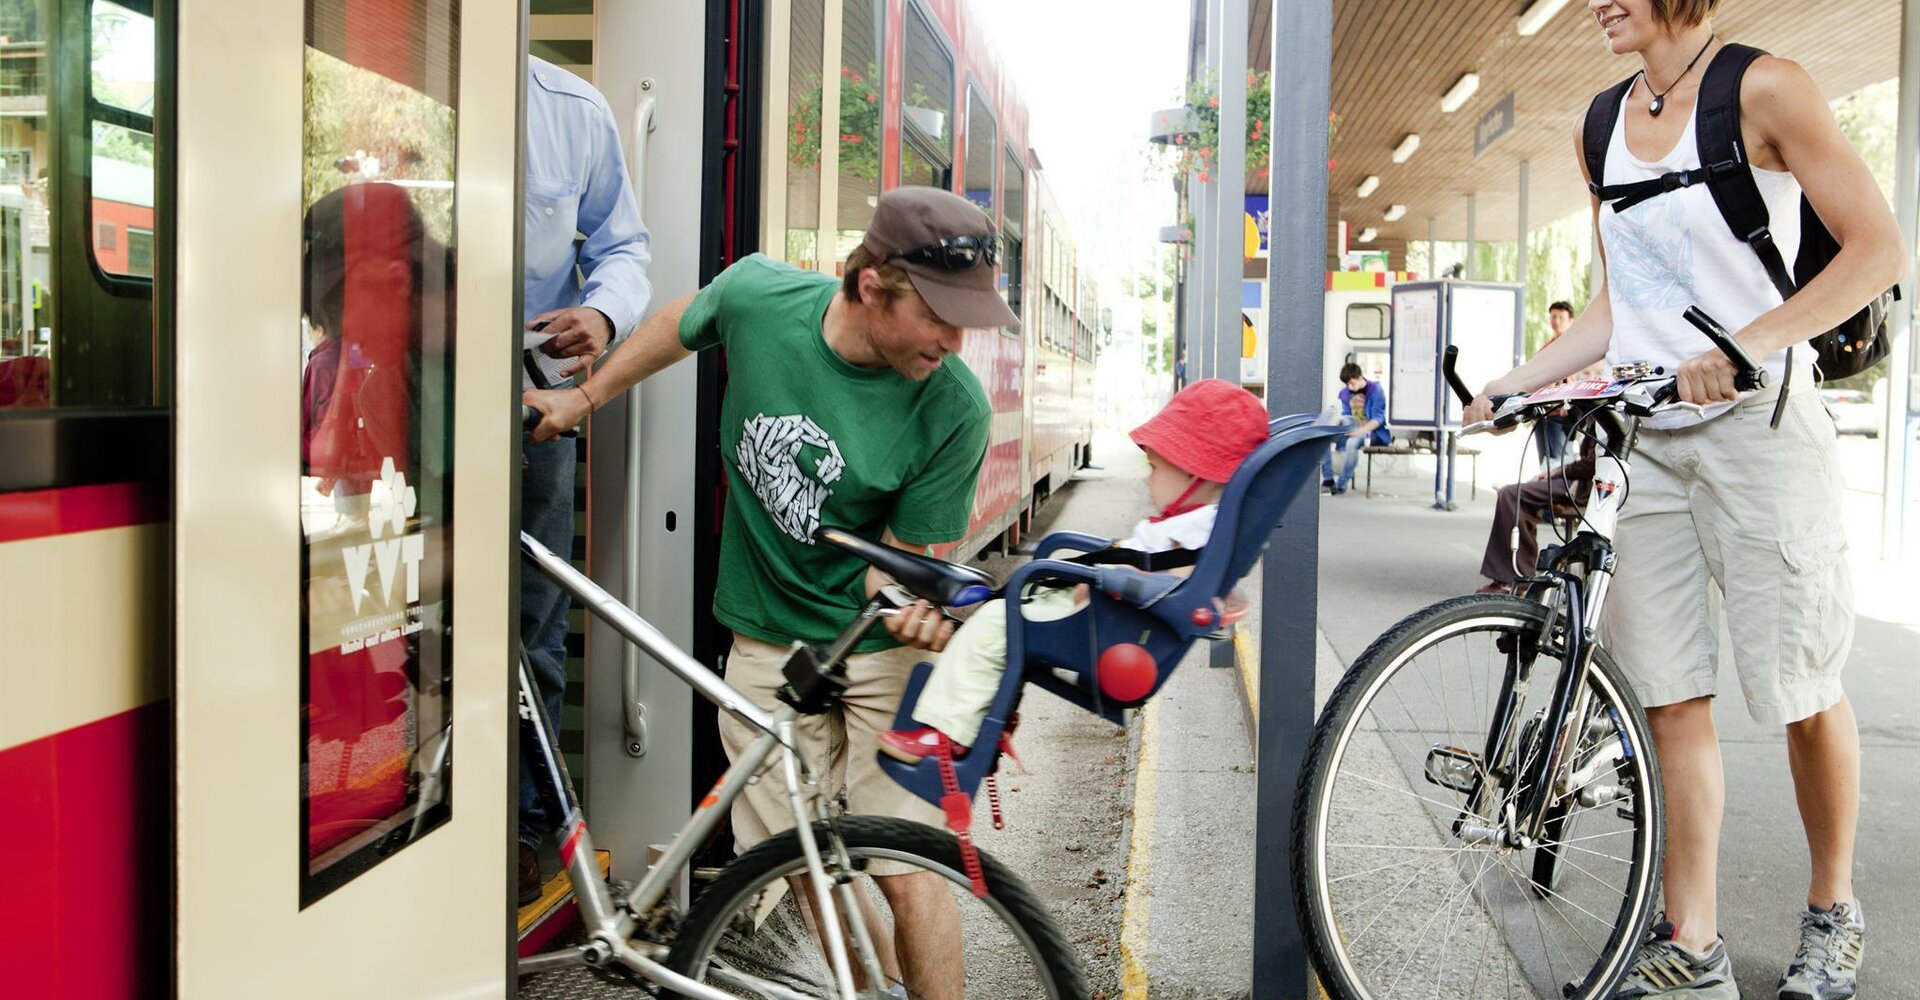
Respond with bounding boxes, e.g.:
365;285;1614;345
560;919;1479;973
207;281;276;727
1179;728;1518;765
1644;35;1715;117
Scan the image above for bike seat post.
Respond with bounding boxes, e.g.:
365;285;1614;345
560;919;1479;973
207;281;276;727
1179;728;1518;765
813;597;892;673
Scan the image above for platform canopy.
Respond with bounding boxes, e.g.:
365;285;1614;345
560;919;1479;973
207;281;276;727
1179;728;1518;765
1242;0;1903;245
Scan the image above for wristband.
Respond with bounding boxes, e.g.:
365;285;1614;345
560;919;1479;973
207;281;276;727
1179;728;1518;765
575;383;595;411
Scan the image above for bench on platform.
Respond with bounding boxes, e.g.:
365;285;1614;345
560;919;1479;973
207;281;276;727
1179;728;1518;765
1361;440;1481;499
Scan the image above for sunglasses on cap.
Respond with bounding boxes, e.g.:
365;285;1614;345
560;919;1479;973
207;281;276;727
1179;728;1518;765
885;233;998;270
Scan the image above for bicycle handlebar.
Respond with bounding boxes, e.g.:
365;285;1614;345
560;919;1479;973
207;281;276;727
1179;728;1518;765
1681;307;1768;392
1448;306;1762;434
522;404;580;439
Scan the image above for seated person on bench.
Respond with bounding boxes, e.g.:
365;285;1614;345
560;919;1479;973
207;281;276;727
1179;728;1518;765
1476;434;1597;594
878;379;1270;762
1322;363;1389;495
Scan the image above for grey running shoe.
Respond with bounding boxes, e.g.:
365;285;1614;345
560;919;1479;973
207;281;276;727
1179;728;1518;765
1777;902;1864;1000
1606;920;1740;999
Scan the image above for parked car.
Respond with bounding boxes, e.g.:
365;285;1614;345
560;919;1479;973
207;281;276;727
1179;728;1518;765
1818;388;1880;437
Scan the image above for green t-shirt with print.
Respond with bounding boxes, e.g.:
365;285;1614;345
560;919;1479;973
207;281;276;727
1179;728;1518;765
679;254;990;650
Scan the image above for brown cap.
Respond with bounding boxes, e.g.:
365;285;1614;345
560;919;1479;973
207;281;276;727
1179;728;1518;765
860;186;1021;330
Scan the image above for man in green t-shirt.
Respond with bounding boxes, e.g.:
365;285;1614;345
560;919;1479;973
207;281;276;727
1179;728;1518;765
525;187;1012;993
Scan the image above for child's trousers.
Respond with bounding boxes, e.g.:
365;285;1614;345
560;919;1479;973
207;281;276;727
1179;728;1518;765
910;587;1081;746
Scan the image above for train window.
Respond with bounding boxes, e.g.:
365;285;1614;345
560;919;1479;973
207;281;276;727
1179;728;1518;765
834;0;882;257
298;0;460;905
1000;147;1023;321
899;3;951;190
1346;302;1389;340
88;0;155;282
962;85;993;214
0;0;50;402
780;0;824;268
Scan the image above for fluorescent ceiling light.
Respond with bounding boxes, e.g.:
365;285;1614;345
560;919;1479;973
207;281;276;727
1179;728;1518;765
1357;227;1378;243
1391;134;1421;164
1440;73;1480;113
1356;175;1380;198
1384;204;1407;222
1516;0;1572;36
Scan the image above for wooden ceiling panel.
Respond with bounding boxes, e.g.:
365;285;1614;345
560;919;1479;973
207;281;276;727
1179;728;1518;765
1249;0;1903;247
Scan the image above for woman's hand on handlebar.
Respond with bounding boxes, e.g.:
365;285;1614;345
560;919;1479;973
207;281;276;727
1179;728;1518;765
522;385;591;442
1674;346;1743;405
1464;377;1526;431
883;599;957;652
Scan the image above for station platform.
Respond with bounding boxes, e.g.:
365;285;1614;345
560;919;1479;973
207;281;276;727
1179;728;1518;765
525;418;1916;998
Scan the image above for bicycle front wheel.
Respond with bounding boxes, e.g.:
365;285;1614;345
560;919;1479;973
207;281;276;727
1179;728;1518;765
665;815;1088;999
1293;595;1663;1000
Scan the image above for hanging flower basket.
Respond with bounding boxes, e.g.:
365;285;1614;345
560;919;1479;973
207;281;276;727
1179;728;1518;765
1166;70;1339;182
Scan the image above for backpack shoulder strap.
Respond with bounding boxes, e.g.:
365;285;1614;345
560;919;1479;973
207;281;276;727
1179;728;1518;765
1696;43;1796;299
1582;75;1637;195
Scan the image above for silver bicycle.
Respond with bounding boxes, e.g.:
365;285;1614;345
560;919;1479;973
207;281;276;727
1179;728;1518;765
512;414;1087;999
1293;309;1766;999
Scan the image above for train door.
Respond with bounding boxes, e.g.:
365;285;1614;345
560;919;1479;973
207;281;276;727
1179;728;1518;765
570;0;719;885
172;0;524;995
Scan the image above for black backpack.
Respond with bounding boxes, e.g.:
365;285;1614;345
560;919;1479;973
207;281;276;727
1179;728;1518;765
1582;43;1898;424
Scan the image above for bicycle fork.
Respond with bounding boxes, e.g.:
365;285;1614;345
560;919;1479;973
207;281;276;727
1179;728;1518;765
1438;568;1624;850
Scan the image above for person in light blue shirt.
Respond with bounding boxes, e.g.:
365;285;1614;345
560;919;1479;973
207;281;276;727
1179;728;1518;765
518;55;651;904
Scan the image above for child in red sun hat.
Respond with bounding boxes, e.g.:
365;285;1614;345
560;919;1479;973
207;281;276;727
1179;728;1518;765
879;379;1270;762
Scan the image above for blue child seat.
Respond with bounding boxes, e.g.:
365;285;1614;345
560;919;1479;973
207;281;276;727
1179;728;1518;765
880;411;1347;807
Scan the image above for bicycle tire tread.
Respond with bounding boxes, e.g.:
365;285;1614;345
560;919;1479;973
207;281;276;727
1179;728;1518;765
665;815;1089;999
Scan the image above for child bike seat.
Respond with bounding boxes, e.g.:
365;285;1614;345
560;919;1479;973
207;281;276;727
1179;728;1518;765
881;410;1348;808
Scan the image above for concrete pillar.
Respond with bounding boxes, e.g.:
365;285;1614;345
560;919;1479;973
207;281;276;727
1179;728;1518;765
1882;0;1918;558
1215;0;1249;386
1428;216;1438;280
1254;0;1330;995
1517;160;1531;353
1465;193;1478;280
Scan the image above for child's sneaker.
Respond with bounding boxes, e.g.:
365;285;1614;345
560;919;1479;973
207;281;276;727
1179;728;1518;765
877;726;966;764
1777;901;1863;1000
1605;919;1739;998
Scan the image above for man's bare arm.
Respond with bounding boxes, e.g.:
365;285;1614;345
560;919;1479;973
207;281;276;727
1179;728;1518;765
522;291;697;441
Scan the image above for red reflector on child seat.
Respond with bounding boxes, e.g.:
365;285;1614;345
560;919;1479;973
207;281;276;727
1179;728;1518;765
940;791;972;832
1191;606;1214;627
1097;643;1158;702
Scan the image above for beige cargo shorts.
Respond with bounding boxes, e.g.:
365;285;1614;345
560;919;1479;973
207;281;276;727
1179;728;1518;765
717;632;945;873
1602;386;1854;725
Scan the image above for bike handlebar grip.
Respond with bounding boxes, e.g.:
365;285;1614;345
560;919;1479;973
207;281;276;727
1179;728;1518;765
522;405;541;432
1442;345;1475;406
1651;380;1680;406
1683;306;1763;379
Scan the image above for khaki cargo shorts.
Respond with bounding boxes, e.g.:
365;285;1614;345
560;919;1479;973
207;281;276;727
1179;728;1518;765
717;632;944;873
1602;387;1854;725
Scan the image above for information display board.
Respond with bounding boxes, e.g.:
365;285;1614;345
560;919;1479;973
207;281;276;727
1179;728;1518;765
1388;280;1523;428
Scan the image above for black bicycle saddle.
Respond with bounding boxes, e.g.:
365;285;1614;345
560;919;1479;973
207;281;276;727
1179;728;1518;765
813;527;995;607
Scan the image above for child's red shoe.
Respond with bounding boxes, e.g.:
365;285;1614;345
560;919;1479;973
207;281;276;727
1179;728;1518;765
877;726;968;764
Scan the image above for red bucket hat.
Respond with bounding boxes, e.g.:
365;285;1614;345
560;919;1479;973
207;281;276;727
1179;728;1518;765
1129;379;1270;483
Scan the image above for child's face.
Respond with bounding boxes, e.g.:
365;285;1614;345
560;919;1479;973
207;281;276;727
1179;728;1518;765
1145;449;1206;511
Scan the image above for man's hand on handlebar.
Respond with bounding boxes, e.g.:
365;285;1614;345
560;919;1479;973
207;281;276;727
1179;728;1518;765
881;598;957;652
522;386;591;442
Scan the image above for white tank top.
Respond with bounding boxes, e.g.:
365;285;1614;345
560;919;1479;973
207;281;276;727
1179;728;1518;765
1599;76;1813;428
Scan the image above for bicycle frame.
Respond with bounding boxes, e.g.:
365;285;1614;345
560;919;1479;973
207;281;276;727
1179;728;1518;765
1463;411;1643;848
515;531;889;1000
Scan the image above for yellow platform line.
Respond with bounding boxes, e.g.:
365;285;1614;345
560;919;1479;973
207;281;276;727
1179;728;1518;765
1118;696;1160;999
1233;623;1259;718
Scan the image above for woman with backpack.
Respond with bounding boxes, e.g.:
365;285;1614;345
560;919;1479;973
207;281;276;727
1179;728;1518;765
1465;2;1907;997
